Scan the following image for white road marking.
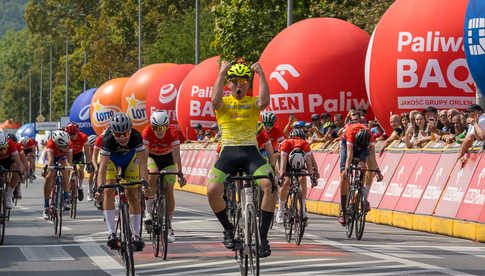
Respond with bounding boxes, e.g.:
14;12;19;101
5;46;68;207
79;237;130;276
65;218;104;223
177;258;334;276
135;258;198;269
361;269;441;276
260;260;389;274
306;264;408;275
387;253;442;259
20;246;74;261
137;259;236;274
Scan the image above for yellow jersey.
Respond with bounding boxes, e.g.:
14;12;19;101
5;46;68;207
215;95;260;146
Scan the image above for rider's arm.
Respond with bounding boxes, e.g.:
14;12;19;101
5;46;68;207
264;142;276;169
212;60;232;111
98;154;109;187
253;63;270;110
84;143;92;164
12;153;25;174
67;151;73;166
92;148;99;171
345;143;354;172
137;148;149;181
279;155;288;178
47;151;54;166
171;144;183;173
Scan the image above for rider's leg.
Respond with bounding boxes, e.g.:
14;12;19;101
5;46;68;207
59;160;71;204
207;167;230;230
299;176;308;216
145;157;158;221
103;185;116;234
126;187;141;237
44;169;55;209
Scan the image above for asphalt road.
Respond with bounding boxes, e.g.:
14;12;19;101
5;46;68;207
1;176;485;276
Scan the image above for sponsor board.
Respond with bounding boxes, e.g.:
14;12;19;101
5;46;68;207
378;153;420;210
394;153;441;213
434;153;481;218
368;152;403;207
319;160;342;203
307;153;338;201
456;155;485;221
35;121;59;131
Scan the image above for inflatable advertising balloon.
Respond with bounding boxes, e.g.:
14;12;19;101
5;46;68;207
464;0;485;97
366;0;474;133
176;56;231;140
16;123;36;139
121;63;177;132
146;64;195;125
90;78;128;135
70;88;97;136
253;18;372;131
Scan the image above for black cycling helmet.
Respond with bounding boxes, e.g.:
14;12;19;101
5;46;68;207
311;114;320;121
289;128;306;139
7;134;17;143
194;123;202;130
355;129;371;149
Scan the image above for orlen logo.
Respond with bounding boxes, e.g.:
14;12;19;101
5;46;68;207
269;64;300;90
125;92;147;126
91;100;121;127
159;83;177;104
78;105;91;121
466;18;485;55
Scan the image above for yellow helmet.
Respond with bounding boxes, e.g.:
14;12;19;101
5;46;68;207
227;63;252;79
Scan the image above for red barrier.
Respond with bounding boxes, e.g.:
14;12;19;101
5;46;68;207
415;153;459;215
308;153;338;201
367;152;390;207
456;155;485;221
394;153;441;213
434;153;481;218
368;152;403;208
378;153;420;210
319;159;341;203
183;150;200;185
188;151;206;185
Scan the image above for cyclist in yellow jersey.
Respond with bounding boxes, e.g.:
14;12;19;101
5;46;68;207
208;61;275;258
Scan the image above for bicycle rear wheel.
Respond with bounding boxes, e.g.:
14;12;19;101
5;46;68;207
235;208;247;276
294;191;305;246
345;192;355;239
70;176;78;219
247;207;259;276
160;193;169;260
120;203;135;276
355;192;366;240
283;195;294;243
151;197;160;257
0;189;6;245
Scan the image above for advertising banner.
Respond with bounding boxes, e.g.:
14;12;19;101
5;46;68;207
308;153;339;201
464;0;485;97
70;88;97;136
253;18;372;132
366;0;475;134
394;153;441;213
434;153;481;218
368;152;403;207
319;160;342;203
456;155;485;221
90;78;127;135
378;153;420;210
182;150;199;184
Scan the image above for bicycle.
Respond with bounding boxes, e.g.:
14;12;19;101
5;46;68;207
0;166;21;244
24;152;36;188
68;162;90;219
224;173;273;276
148;170;184;259
281;170;314;246
98;176;146;276
345;160;379;240
47;165;73;238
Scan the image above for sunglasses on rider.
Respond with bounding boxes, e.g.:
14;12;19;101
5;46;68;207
263;122;274;127
230;77;249;85
113;131;130;138
153;125;168;132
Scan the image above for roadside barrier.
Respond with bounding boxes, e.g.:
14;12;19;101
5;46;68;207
176;140;485;242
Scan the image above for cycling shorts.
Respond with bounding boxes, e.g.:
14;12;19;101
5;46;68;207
340;137;369;172
209;146;273;186
23;148;33;155
148;153;176;184
106;149;139;182
73;152;85;164
0;156;14;170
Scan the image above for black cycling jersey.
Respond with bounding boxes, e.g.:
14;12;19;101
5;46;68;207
100;129;144;156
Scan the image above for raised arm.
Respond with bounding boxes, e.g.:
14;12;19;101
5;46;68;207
212;60;232;111
253;62;270;110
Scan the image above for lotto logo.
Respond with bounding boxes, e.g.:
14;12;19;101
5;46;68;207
467;18;485;55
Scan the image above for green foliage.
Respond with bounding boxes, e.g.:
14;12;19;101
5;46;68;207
0;0;29;37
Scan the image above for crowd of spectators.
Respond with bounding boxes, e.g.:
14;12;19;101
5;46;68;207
188;104;485;159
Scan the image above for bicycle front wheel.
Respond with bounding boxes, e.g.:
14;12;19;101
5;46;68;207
121;203;135;276
294;191;305;246
247;207;259;276
70;176;78;219
0;189;6;245
56;184;64;238
283;195;294;243
160;193;169;260
355;192;366;240
345;192;355;239
151;198;160;257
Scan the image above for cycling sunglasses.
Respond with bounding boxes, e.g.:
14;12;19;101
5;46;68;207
263;122;274;127
230;77;249;85
113;131;131;138
153;125;168;132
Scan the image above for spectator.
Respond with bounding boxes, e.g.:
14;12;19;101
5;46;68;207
442;113;466;144
447;109;459;125
194;123;204;141
311;114;322;130
369;120;386;140
320;113;332;134
400;113;410;134
457;104;485;163
438;110;452;134
423;106;444;133
211;123;221;141
379;114;404;157
358;108;368;125
405;112;430;148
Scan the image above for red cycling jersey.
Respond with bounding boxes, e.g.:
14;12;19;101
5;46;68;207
280;137;311;158
94;135;103;149
46;139;72;157
142;125;180;155
22;139;37;150
267;126;285;152
257;129;271;150
16;142;23;153
69;132;88;154
0;139;19;160
343;123;374;146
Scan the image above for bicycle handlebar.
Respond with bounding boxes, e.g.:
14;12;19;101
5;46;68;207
47;165;74;170
225;174;273;182
148;170;183;177
282;171;313;177
98;181;146;192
